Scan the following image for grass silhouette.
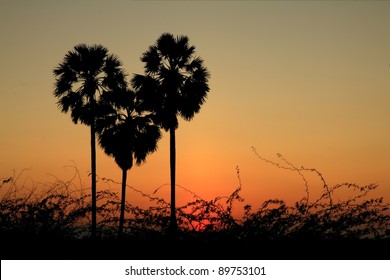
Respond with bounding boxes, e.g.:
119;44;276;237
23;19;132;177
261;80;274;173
1;152;390;260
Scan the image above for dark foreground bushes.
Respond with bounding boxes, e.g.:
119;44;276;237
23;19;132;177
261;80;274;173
1;159;390;259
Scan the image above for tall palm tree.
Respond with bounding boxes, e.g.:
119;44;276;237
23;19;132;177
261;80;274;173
131;33;210;236
96;88;161;237
52;44;127;239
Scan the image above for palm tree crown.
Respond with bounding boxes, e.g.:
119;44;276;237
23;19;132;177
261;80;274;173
96;89;161;171
53;44;127;125
132;33;210;131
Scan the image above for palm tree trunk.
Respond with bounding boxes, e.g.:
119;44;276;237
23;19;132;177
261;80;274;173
91;124;97;240
119;168;127;238
169;127;177;237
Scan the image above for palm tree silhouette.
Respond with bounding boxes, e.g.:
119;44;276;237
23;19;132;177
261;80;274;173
53;44;127;239
132;33;210;236
96;88;161;237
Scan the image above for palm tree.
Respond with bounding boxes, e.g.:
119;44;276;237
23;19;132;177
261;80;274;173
131;33;210;236
52;44;127;239
96;88;161;237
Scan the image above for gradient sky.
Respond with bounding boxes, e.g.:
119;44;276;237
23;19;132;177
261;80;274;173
1;0;390;217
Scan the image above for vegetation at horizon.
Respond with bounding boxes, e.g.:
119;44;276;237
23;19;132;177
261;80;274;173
1;151;389;243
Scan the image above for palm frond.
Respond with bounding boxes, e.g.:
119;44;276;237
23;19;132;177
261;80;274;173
53;43;128;127
141;46;161;74
97;87;162;172
134;33;210;127
156;33;176;59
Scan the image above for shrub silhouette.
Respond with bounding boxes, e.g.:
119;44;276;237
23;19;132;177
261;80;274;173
2;152;389;247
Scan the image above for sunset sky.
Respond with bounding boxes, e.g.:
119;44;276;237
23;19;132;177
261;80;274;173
1;0;390;218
